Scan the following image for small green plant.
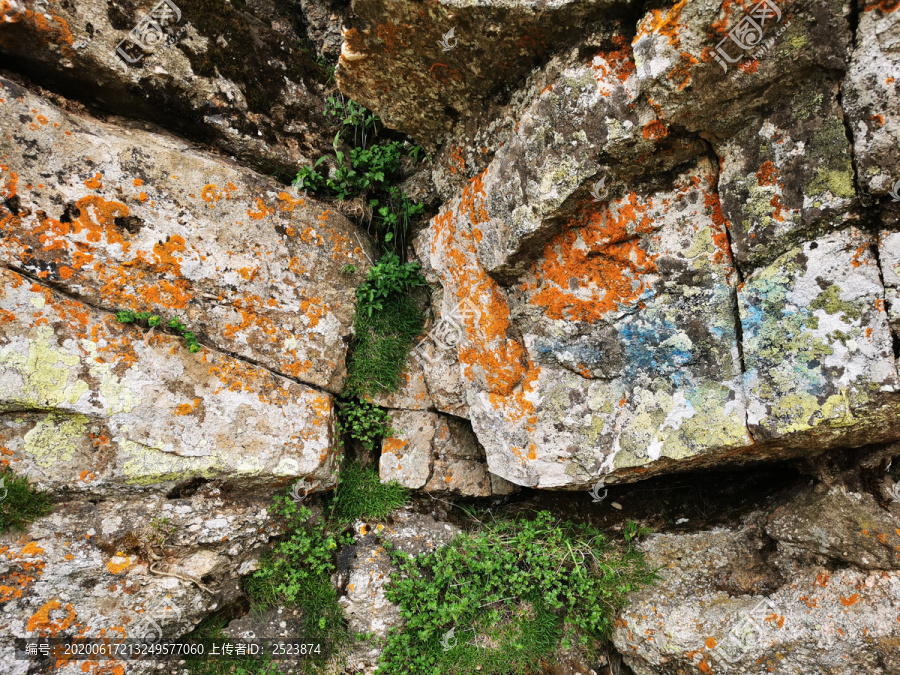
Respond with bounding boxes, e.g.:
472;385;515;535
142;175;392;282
149;516;177;547
324;95;380;147
355;252;426;317
115;310;201;353
330;460;409;522
375;511;656;674
244;496;352;645
341;264;357;275
345;293;425;397
0;466;53;533
369;186;425;251
336;398;396;451
344;252;426;397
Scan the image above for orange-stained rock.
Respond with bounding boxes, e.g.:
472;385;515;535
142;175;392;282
0;77;375;393
0;267;338;494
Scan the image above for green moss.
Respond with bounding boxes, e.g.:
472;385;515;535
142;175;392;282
329;460;408;522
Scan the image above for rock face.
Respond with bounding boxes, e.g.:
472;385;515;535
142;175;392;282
3;0;900;672
0;267;338;493
613;457;900;675
0;0;334;175
0;486;278;675
0;76;372;393
380;409;514;496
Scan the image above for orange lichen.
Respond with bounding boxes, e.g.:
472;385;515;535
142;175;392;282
642;120;668;140
667;52;699;90
634;0;688;47
525;196;658;323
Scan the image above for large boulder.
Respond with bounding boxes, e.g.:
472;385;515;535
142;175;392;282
738;228;899;444
631;0;851;139
0;76;373;393
613;470;900;675
0;0;333;175
0;486;279;675
0;267;338;493
336;0;634;147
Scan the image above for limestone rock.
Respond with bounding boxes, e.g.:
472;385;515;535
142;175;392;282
416;157;753;488
766;485;900;570
613;520;900;674
336;0;632;147
0;76;374;393
632;0;851;140
338;509;461;671
0;0;333;175
879;229;900;350
0;268;338;493
841;3;900;198
380;410;507;496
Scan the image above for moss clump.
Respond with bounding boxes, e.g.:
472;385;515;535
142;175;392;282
0;466;53;533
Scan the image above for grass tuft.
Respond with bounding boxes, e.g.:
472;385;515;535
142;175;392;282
330;460;409;522
0;466;53;533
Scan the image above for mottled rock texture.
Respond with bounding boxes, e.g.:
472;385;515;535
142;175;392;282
0;0;335;175
612;446;900;675
2;0;900;671
0;77;372;393
0;486;278;675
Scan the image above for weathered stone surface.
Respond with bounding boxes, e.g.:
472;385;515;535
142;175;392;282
0;0;333;175
737;228;899;443
0;77;374;393
0;487;278;675
416;158;754;488
878;228;900;344
416;36;705;277
614;522;900;674
632;0;851;140
841;2;900;198
0;268;337;492
369;355;432;411
299;0;345;60
380;410;507;496
380;410;433;489
766;485;900;569
336;0;631;147
716;74;857;270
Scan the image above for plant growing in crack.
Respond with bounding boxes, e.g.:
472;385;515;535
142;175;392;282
115;310;202;353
